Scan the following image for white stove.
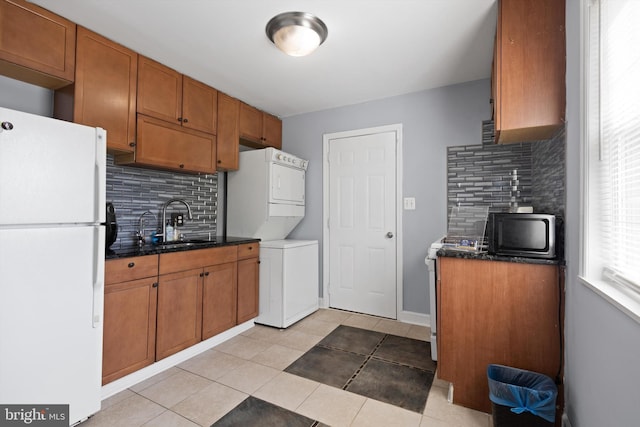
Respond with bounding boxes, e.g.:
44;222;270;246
425;237;445;361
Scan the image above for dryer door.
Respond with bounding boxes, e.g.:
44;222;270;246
269;163;305;205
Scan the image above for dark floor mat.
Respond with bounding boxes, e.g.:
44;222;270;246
345;358;434;413
316;325;385;355
373;334;436;372
286;325;435;413
211;396;316;427
284;345;367;388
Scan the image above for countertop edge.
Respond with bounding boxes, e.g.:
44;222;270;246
436;248;565;266
106;237;261;260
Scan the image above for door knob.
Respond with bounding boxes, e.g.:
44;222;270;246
386;232;394;238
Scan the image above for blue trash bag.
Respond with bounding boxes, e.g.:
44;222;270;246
487;364;557;423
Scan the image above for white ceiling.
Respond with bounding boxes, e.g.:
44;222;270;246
31;0;497;118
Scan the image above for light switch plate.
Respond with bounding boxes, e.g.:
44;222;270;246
403;197;416;210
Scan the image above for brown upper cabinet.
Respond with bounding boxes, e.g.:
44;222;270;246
216;92;240;171
137;55;217;135
492;0;565;143
54;27;137;154
115;114;216;174
0;0;75;88
239;102;282;149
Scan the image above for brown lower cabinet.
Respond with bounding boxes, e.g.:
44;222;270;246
103;244;259;384
236;243;260;323
437;256;563;416
103;255;159;385
155;267;203;360
202;262;238;339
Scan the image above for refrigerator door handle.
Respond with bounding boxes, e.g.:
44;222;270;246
92;226;105;328
95;128;107;223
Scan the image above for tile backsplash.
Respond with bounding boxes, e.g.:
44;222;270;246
106;155;218;249
447;122;566;218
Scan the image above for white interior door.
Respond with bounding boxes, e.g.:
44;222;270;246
327;129;398;318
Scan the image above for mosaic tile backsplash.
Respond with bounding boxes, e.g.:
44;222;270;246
447;122;566;218
106;155;218;249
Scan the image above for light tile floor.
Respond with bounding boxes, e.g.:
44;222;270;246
84;309;491;427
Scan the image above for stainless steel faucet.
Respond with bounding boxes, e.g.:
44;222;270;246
136;211;157;246
162;199;193;242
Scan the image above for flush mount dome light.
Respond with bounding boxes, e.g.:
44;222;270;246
266;11;328;57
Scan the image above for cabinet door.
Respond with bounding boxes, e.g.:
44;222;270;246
216;92;240;171
438;257;561;413
72;27;137;153
494;0;565;143
182;76;217;134
0;0;75;88
202;262;238;339
237;256;259;323
156;268;203;360
102;277;157;384
239;102;263;144
134;114;216;173
137;55;183;125
262;112;282;149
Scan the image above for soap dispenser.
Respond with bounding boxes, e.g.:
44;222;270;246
165;221;174;242
172;218;180;241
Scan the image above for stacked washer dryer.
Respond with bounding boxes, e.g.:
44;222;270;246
227;148;318;328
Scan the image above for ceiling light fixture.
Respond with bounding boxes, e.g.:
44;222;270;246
266;11;328;57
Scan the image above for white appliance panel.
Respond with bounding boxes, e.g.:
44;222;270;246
256;240;319;328
0;226;104;425
270;163;305;205
228;148;308;240
0;107;106;225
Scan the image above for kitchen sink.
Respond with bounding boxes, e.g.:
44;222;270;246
157;239;212;250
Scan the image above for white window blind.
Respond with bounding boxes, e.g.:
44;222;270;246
585;0;640;302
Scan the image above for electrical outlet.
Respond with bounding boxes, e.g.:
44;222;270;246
403;197;416;210
171;212;184;226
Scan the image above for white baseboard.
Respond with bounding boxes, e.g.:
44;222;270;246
398;310;429;327
100;320;255;400
562;413;573;427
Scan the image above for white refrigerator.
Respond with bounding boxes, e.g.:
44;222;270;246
0;107;106;425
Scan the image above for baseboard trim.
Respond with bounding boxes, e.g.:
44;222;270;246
100;320;255;400
398;310;429;326
562;413;573;427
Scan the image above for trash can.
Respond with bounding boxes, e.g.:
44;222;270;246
487;364;557;427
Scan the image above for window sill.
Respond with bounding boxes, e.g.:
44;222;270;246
578;276;640;325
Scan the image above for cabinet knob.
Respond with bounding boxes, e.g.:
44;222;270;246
152;282;158;288
217;160;222;164
199;272;204;277
177;117;183;122
183;118;188;123
127;262;135;268
129;142;136;147
205;272;210;276
179;164;185;169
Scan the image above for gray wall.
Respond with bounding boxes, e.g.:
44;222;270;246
565;1;640;427
0;75;53;116
282;79;491;316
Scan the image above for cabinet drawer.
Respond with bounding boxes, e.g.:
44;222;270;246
159;246;237;275
237;243;259;260
105;255;159;285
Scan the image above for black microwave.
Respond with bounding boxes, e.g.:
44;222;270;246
487;213;556;259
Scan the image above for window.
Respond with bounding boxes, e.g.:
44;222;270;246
582;0;640;321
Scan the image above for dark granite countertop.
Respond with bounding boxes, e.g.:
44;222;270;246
436;248;565;266
106;236;260;259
